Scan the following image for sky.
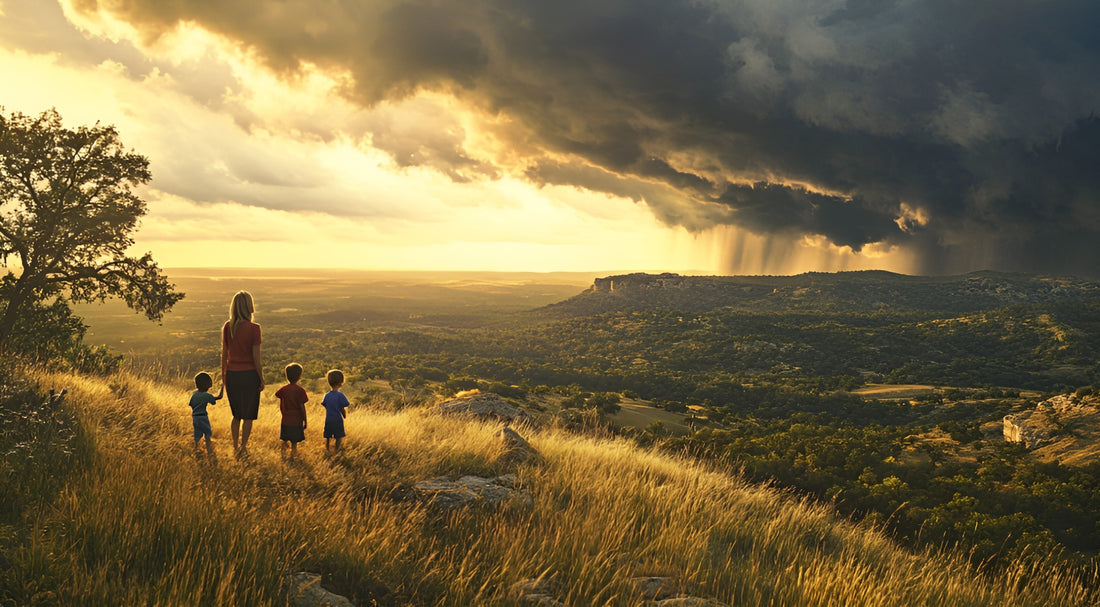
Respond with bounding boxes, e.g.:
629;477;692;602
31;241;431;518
1;1;1098;276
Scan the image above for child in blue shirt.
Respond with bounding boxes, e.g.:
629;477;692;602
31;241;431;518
189;372;223;457
321;369;350;454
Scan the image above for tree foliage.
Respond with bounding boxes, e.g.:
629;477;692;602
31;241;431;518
0;108;182;353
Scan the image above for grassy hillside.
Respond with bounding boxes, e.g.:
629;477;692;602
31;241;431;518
2;367;1096;605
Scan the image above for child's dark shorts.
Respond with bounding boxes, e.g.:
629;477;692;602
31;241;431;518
280;425;305;443
193;415;212;441
323;419;345;439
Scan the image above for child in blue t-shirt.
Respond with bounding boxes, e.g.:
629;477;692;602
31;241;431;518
189;372;223;456
321;369;350;454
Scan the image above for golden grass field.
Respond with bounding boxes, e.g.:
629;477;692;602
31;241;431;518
851;384;938;400
7;366;1098;605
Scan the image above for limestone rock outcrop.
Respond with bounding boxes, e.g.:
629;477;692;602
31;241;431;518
630;576;678;601
1004;394;1094;449
1002;412;1053;449
648;598;730;607
511;577;564;606
284;572;354;607
497;426;542;467
437;392;532;424
412;474;531;510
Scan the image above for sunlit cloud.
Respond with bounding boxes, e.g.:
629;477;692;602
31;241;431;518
4;0;1098;276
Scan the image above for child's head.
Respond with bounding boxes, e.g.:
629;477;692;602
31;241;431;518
285;362;303;384
195;372;213;392
326;369;344;389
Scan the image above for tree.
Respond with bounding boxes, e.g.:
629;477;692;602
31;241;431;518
0;108;182;353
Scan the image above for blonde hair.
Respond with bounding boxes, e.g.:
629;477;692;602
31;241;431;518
228;291;255;337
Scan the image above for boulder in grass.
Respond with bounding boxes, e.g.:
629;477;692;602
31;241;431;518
497;426;542;467
630;576;678;601
284;572;354;607
512;576;564;606
520;595;565;606
437;392;532;424
651;598;729;607
413;474;532;510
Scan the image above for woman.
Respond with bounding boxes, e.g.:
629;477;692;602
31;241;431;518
221;290;264;456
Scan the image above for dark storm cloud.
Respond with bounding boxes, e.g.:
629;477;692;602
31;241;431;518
74;0;1100;275
718;182;902;252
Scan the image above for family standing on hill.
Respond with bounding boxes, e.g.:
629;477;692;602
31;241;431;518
222;291;264;455
187;290;350;459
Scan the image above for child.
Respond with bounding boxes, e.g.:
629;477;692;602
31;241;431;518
274;362;308;459
321;369;350;454
189;372;223;457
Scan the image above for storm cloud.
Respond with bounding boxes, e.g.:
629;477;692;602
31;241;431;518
72;0;1100;275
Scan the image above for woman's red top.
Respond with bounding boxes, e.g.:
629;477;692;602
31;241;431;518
222;320;261;371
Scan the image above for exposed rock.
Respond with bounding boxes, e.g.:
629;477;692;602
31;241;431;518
511;576;564;606
437;392;532;424
520;595;564;606
1003;394;1095;449
1001;394;1100;464
649;597;729;607
501;426;531;450
284;572;354;607
412;474;532;510
497;426;541;467
1003;413;1052;449
630;576;677;601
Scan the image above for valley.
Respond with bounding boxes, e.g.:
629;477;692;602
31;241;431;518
71;268;1100;577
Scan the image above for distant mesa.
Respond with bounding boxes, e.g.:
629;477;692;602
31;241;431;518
549;270;1100;315
592;272;687;293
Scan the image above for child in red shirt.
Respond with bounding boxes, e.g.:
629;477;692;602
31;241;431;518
274;362;308;459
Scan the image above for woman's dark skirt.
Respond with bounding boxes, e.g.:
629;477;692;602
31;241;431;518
226;369;261;420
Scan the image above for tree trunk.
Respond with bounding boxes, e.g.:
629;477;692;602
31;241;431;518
0;279;32;354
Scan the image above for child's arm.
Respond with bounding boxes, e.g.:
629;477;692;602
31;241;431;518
220;325;229;381
214;386;224;401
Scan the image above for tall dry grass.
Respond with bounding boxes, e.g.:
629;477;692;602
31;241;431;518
10;367;1097;605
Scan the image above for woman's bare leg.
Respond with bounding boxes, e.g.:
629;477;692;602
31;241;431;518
240;419;253;450
231;418;241;451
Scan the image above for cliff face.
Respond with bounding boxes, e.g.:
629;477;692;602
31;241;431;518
592;273;696;293
1003;410;1055;449
555;271;1100;316
1003;394;1100;464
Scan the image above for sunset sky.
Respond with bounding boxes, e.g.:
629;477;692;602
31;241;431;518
1;1;1098;275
